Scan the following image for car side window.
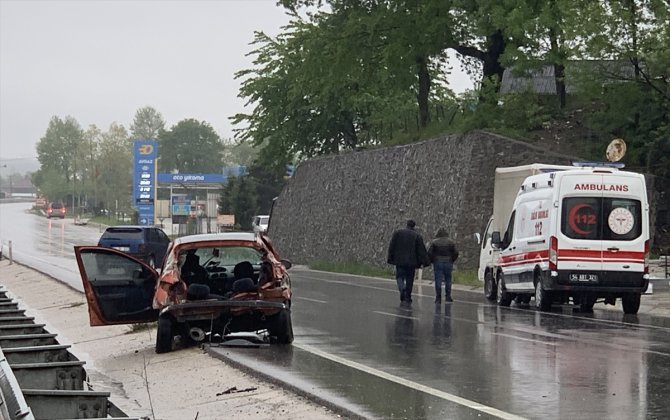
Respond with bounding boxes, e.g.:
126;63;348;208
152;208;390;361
157;229;169;242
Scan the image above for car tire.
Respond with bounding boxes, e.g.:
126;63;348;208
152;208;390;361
268;309;294;344
156;316;175;353
496;273;512;307
484;270;496;301
622;293;641;315
534;278;552;312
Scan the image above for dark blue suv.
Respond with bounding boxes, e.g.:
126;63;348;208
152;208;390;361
97;226;171;268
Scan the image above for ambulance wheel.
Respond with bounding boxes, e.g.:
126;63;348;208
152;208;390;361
534;280;552;311
484;271;496;301
496;274;512;307
622;293;641;315
579;296;596;312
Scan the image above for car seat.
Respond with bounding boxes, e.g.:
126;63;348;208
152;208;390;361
231;261;256;293
181;253;208;284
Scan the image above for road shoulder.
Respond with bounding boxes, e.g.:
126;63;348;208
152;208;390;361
0;260;339;420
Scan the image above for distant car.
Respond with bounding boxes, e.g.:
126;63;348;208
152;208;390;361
97;226;170;268
74;232;293;353
252;215;270;233
46;202;66;219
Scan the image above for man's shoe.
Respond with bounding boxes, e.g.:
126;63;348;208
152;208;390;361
445;296;453;303
434;297;441;304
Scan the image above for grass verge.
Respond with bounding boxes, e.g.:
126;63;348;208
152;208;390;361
309;260;394;278
309;260;483;288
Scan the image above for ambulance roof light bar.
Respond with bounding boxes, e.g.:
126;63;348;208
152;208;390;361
572;161;625;169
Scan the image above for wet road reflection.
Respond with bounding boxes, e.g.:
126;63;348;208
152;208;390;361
215;268;670;419
0;202;102;290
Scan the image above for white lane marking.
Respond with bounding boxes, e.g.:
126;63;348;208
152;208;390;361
373;310;420;320
491;332;559;347
294;343;527;420
295;297;327;304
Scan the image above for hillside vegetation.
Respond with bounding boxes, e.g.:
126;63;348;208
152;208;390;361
235;1;668;181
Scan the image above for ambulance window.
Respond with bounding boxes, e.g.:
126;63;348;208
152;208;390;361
561;197;601;240
482;219;492;250
603;198;641;240
562;197;642;241
502;211;515;248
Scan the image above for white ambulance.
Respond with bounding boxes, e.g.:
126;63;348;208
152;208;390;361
486;164;650;314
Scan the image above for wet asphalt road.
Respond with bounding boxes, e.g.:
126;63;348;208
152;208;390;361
2;201;670;419
213;268;670;419
0;201;102;290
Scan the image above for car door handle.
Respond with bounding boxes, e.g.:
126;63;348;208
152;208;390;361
607;247;620;252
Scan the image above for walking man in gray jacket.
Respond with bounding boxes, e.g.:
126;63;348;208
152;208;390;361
428;228;459;303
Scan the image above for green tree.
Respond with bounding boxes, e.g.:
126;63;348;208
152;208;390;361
234;4;456;161
218;176;257;230
159;119;223;174
130;106;165;140
97;123;132;214
222;139;258;167
35;116;84;184
34;116;84;204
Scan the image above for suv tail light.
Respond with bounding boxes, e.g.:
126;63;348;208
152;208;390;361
644;240;650;274
549;236;558;271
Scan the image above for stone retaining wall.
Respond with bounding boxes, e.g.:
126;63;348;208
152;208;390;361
268;130;662;270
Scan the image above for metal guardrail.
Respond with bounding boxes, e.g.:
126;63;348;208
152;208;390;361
0;287;141;419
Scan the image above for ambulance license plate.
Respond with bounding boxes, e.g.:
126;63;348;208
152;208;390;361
569;273;598;282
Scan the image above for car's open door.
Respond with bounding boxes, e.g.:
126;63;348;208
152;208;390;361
74;246;159;326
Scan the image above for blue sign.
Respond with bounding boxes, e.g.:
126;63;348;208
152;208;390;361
132;140;158;225
171;194;191;216
157;173;227;184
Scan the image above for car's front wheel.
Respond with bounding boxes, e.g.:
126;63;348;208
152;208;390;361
156;316;175;353
268;309;293;344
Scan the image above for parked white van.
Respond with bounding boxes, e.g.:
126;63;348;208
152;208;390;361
485;164;649;314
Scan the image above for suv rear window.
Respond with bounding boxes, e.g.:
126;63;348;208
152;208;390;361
561;197;642;241
101;227;144;240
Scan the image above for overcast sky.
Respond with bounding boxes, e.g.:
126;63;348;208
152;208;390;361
0;0;473;162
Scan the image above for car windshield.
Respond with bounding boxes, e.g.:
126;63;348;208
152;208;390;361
101;228;143;240
259;216;269;224
191;246;263;266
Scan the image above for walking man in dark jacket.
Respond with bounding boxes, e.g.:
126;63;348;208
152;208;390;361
387;220;429;303
428;228;459;303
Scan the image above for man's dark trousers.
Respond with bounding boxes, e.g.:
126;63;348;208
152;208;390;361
395;265;416;302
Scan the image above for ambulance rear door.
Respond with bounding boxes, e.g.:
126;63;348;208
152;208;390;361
557;172;605;283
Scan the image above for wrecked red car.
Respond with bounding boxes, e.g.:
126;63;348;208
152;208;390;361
74;232;293;353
